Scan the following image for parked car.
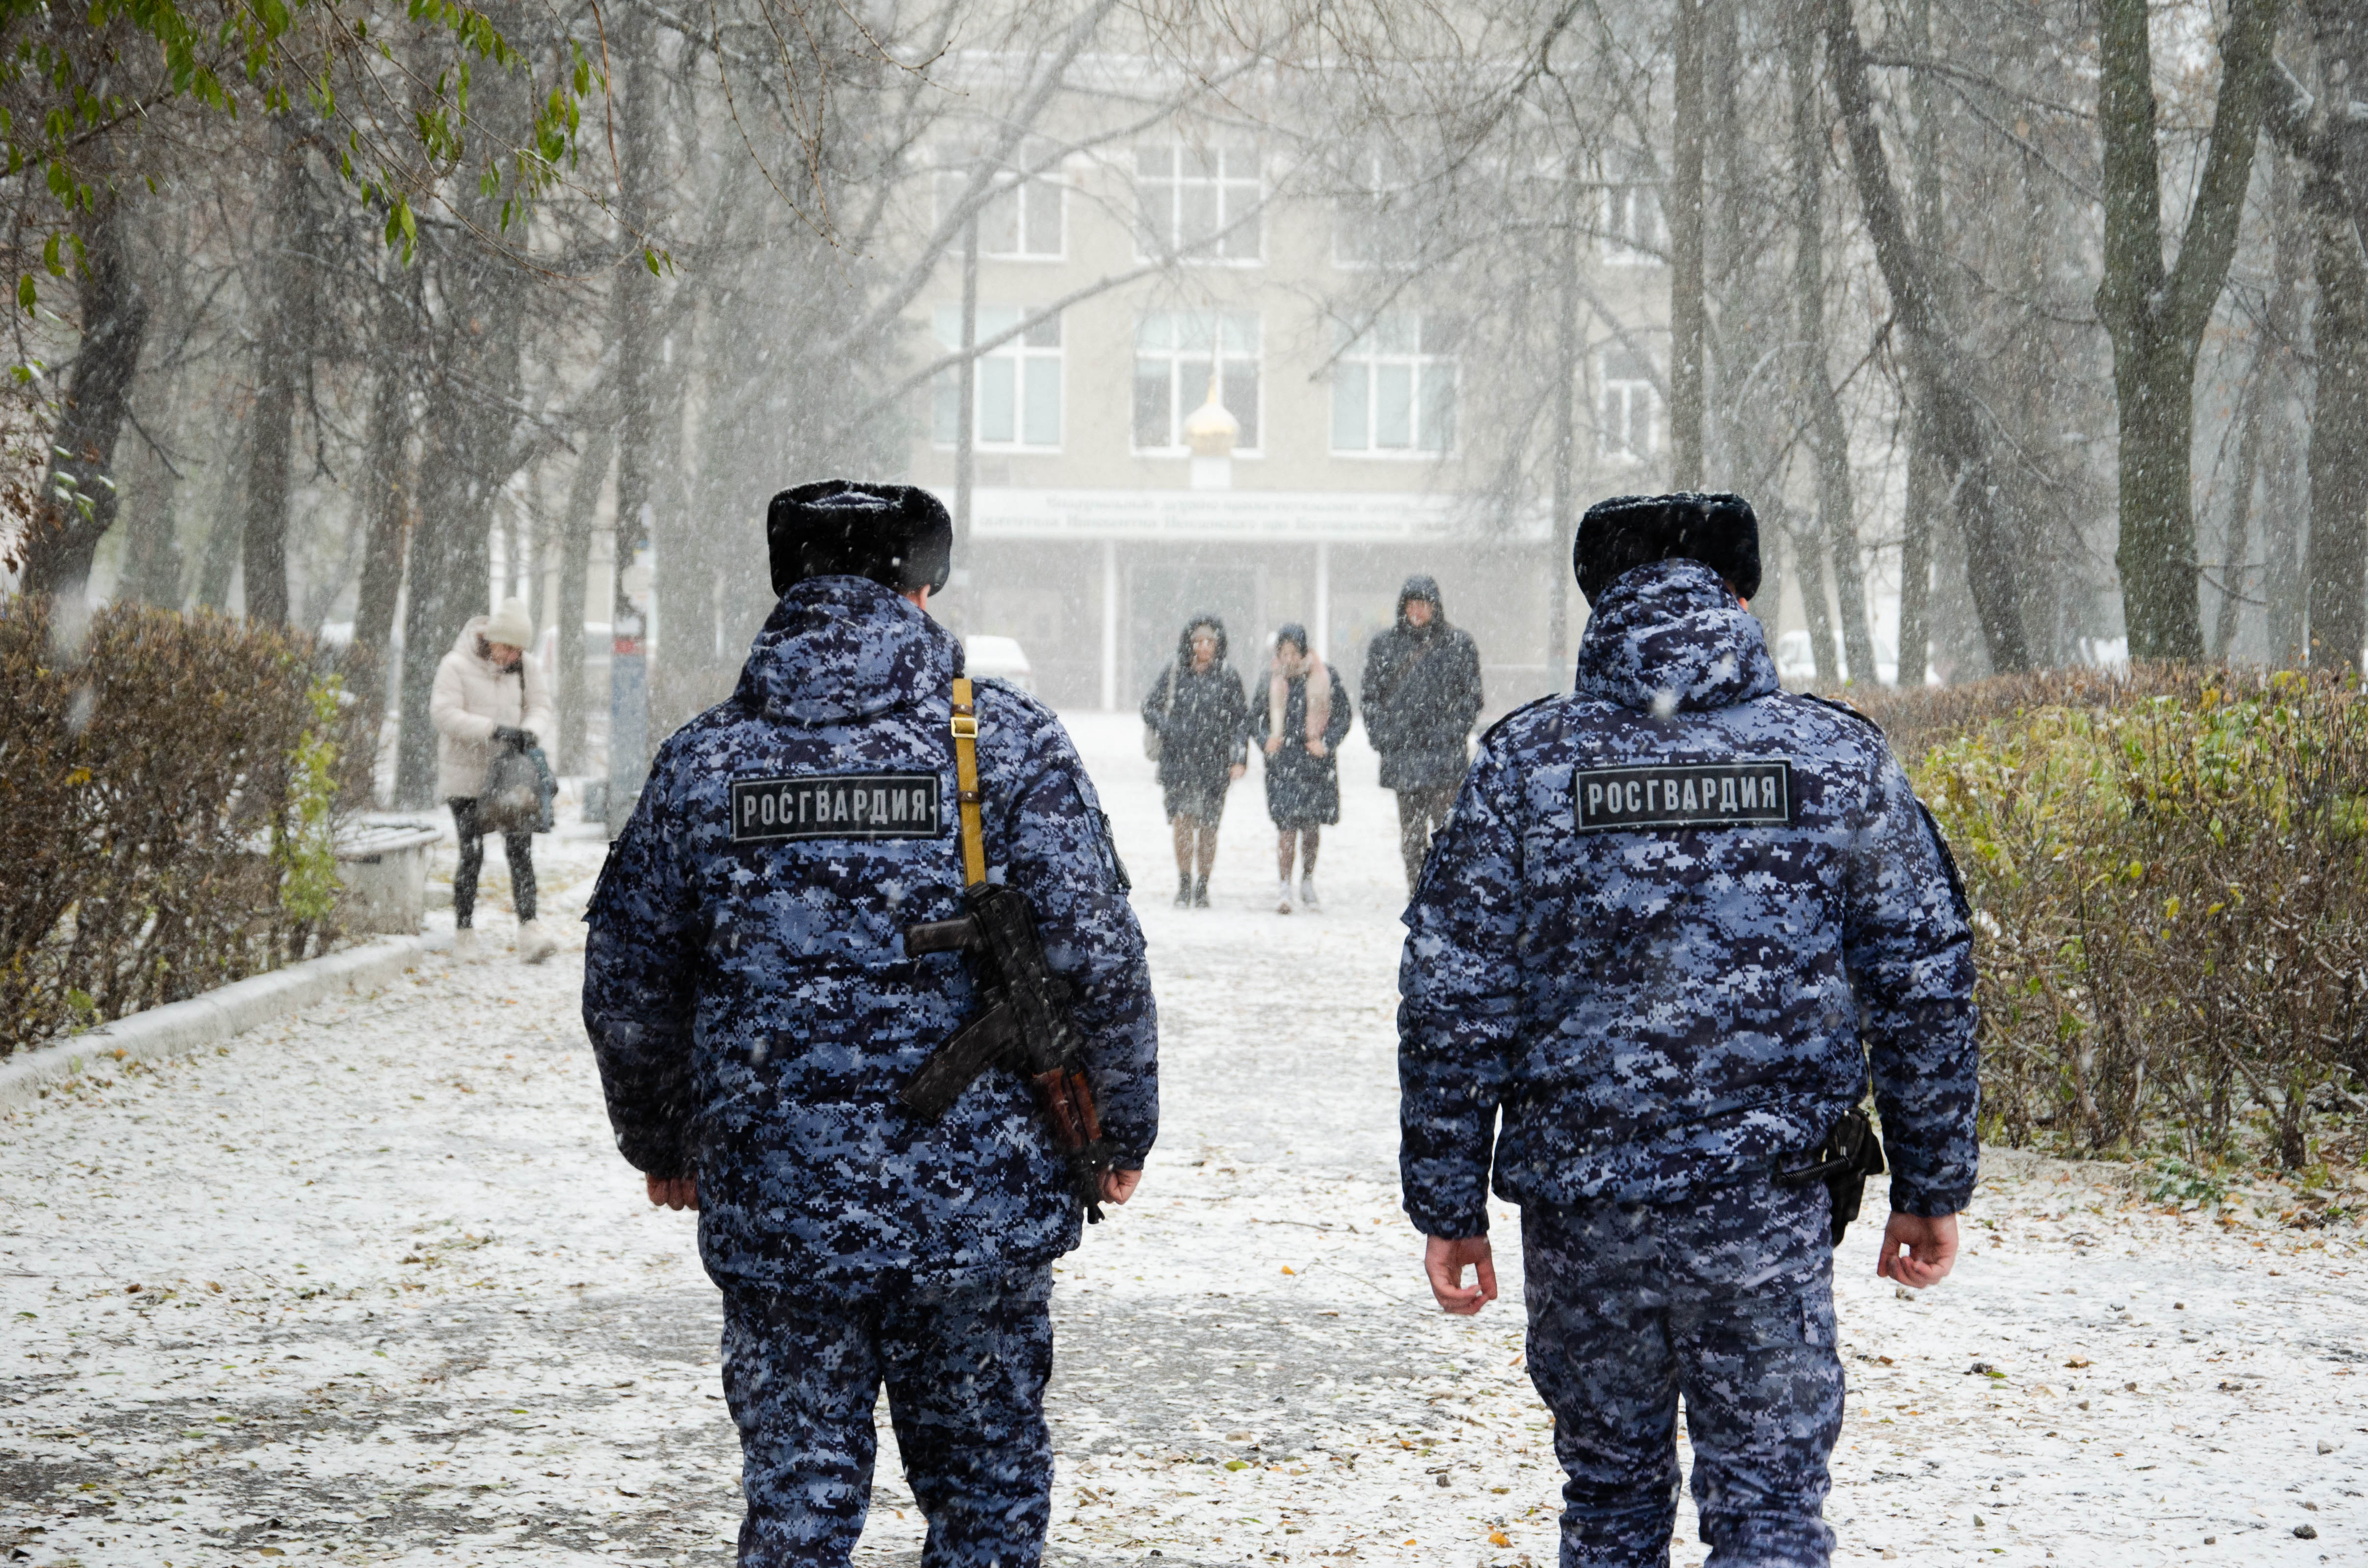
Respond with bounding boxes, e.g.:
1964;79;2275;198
964;634;1034;694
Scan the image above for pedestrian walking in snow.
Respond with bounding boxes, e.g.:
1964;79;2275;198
1247;623;1350;914
1358;575;1484;893
429;596;557;964
1141;613;1247;908
583;481;1157;1568
1397;493;1978;1568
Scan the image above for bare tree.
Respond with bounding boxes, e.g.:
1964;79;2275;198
2093;0;2278;661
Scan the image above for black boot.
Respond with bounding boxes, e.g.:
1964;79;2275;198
1175;874;1192;908
1191;877;1210;908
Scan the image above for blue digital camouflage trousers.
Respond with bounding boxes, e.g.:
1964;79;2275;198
720;1264;1055;1568
1522;1179;1844;1568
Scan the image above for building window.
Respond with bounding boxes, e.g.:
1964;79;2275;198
933;306;1062;449
1332;148;1417;270
1135;136;1262;263
1600;177;1663;266
1598;349;1659;461
1331;314;1458;455
1134;311;1260;451
933;140;1064;259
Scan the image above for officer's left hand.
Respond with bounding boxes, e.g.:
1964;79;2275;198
646;1175;698;1211
1100;1168;1143;1205
1424;1235;1497;1315
1304;738;1326;758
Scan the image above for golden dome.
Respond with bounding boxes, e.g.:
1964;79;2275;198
1183;372;1239;458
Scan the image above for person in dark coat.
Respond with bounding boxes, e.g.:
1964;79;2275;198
1246;623;1351;914
1141;613;1247;907
1359;575;1485;891
583;480;1156;1567
1400;492;1974;1567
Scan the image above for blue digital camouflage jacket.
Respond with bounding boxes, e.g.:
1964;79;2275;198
1398;559;1977;1238
583;575;1158;1291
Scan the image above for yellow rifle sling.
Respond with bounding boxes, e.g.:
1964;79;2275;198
950;676;986;889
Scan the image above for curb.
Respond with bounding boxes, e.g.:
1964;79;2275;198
0;930;457;1109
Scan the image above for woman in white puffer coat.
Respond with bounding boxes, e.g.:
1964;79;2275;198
430;597;557;962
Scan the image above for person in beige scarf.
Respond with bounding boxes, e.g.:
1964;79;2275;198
1248;623;1352;914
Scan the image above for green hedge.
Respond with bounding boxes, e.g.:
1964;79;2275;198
1862;667;2368;1171
0;597;379;1056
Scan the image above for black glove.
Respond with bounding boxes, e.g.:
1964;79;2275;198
492;725;532;750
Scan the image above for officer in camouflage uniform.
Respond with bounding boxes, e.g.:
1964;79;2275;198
583;480;1157;1568
1398;493;1977;1568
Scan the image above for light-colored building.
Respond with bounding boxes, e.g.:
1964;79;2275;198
908;107;1683;716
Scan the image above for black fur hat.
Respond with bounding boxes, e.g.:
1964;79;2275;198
1572;491;1761;606
766;480;954;597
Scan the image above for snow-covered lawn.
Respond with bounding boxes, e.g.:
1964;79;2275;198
2;712;2364;1567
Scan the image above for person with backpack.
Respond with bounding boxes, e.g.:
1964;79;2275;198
430;596;557;963
1246;623;1351;914
1359;575;1485;892
1141;613;1247;908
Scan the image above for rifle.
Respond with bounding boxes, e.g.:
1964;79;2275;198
1774;1103;1887;1246
898;677;1116;1221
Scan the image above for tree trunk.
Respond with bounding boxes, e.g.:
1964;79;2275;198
352;265;418;657
2305;135;2368;671
241;115;318;628
1788;7;1878;684
2094;0;2278;661
1547;173;1579;683
393;82;533;805
14;192;149;599
556;426;613;775
2262;137;2311;667
2213;363;2269;661
1668;0;1707;489
607;0;665;798
1892;0;1941;687
118;376;186;607
2302;0;2368;670
1788;505;1840;686
1824;0;2029;672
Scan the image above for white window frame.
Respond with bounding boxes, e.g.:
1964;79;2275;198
932;140;1066;261
1330;314;1458;458
1598;353;1660;463
1133;135;1264;266
1600;179;1664;267
1132;311;1263;455
932;306;1063;452
1331;148;1416;271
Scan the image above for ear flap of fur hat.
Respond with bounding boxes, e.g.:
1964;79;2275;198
1572;491;1762;606
766;480;954;597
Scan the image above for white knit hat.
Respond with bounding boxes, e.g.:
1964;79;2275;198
483;597;534;649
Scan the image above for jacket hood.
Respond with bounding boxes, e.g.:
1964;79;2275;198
1396;575;1449;633
1174;613;1230;668
1573;558;1781;716
732;574;962;726
450;616;494;661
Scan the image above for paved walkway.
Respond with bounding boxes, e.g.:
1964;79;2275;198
3;715;2364;1567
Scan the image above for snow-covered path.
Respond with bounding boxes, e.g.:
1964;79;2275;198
4;713;2366;1568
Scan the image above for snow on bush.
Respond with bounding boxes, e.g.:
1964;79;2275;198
1865;665;2368;1176
0;595;378;1055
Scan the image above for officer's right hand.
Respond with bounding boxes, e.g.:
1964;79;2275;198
1100;1168;1143;1205
1876;1212;1958;1288
646;1174;698;1211
1424;1235;1497;1316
